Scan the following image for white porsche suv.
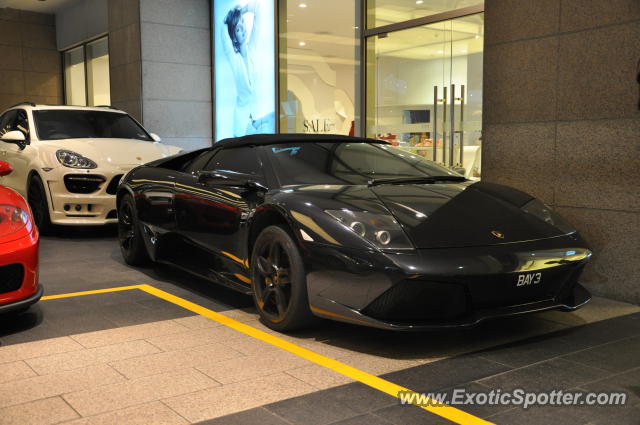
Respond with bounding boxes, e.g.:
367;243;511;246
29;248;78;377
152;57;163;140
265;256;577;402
0;103;181;230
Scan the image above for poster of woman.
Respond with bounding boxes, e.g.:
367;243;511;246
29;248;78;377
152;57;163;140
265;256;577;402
214;0;276;140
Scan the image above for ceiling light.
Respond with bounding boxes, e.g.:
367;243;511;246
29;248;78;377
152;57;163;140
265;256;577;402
416;0;424;4
299;3;307;7
475;34;481;39
437;50;444;54
299;41;306;46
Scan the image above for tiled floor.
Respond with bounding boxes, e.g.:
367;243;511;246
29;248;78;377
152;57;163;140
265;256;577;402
0;227;638;424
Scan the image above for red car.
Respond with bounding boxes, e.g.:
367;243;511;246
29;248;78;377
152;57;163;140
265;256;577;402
0;161;41;314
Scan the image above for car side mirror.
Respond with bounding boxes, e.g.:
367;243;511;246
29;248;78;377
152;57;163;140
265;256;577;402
1;131;27;150
150;133;162;142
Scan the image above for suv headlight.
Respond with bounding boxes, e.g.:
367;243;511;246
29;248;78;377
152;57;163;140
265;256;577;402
325;209;413;250
522;199;575;234
56;150;97;169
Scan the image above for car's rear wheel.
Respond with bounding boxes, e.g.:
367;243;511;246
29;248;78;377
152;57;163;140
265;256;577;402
27;175;51;233
118;194;150;266
250;225;317;332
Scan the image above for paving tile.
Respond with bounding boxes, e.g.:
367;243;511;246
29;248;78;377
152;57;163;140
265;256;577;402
478;357;610;393
563;336;640;374
146;326;245;352
285;364;354;389
0;396;79;425
26;340;161;375
328;413;394;425
490;403;639;425
196;407;292;425
219;334;282;356
0;364;124;408
337;352;423;376
64;368;219;417
197;350;310;384
310;382;398;414
70;320;189;348
0;336;84;364
266;388;365;425
372;404;452;425
64;401;188;425
110;342;242;379
539;297;640;327
172;315;220;330
382;354;511;393
0;361;37;383
163;372;316;422
579;367;640;406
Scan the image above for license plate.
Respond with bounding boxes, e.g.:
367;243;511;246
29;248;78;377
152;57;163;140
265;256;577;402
516;272;542;287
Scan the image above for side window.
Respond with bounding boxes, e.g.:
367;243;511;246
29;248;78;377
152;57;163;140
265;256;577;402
0;110;17;137
14;110;30;138
205;147;261;175
183;150;216;174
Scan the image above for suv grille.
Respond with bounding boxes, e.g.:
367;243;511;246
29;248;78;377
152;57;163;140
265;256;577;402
64;175;106;194
0;264;24;294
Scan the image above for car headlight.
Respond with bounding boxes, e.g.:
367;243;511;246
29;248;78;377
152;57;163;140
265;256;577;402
325;209;413;250
56;150;97;169
0;205;29;237
522;199;575;234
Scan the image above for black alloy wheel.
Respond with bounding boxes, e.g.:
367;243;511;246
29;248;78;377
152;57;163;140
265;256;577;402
118;194;150;266
251;225;317;331
27;175;51;232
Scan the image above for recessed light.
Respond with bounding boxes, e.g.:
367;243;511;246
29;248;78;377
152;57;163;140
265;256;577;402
475;34;481;39
299;3;307;7
437;50;444;54
299;41;306;46
416;0;424;4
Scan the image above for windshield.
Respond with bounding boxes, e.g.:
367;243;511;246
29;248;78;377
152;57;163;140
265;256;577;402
266;142;460;186
33;110;153;141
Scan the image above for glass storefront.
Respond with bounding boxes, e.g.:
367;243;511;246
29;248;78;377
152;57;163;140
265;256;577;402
278;0;361;135
213;0;484;178
63;36;111;107
366;11;483;178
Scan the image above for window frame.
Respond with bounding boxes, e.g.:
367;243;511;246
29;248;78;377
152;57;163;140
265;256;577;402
62;35;110;107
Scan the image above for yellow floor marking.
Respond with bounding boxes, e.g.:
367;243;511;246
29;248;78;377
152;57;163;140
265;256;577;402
43;284;494;425
41;285;142;301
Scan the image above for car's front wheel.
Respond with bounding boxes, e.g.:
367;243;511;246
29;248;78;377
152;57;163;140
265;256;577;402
250;225;317;332
27;175;51;233
118;194;150;266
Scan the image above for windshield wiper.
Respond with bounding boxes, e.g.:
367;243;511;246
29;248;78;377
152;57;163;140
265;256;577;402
368;175;467;187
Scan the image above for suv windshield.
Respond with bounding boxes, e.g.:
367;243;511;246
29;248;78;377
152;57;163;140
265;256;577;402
266;142;461;186
33;110;152;141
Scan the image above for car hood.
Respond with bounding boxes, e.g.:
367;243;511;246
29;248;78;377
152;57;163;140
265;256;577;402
38;138;181;167
284;182;568;249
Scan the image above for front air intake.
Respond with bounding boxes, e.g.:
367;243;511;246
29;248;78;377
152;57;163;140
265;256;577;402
64;174;106;194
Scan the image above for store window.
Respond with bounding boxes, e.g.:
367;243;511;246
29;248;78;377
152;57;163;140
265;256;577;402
365;4;484;179
63;37;111;106
367;0;482;28
278;0;361;135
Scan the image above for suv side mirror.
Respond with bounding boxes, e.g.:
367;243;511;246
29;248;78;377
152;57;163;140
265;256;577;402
0;131;27;150
150;133;162;142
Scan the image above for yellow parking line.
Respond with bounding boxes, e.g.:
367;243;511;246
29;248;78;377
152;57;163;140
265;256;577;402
43;284;494;425
41;285;143;301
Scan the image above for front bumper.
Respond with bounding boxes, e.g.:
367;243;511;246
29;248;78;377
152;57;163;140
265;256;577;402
0;228;41;313
304;234;592;330
43;168;128;226
0;284;43;314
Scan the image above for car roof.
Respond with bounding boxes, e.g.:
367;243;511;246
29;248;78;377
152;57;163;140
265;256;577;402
4;103;127;114
216;133;388;149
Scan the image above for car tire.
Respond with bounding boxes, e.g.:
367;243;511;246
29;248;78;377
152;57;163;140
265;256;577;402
118;194;150;266
250;225;318;332
27;175;51;233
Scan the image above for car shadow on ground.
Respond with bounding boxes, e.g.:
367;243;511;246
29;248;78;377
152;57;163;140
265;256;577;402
33;224;592;364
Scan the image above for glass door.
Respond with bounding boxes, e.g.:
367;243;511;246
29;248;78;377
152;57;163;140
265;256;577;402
366;13;483;179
